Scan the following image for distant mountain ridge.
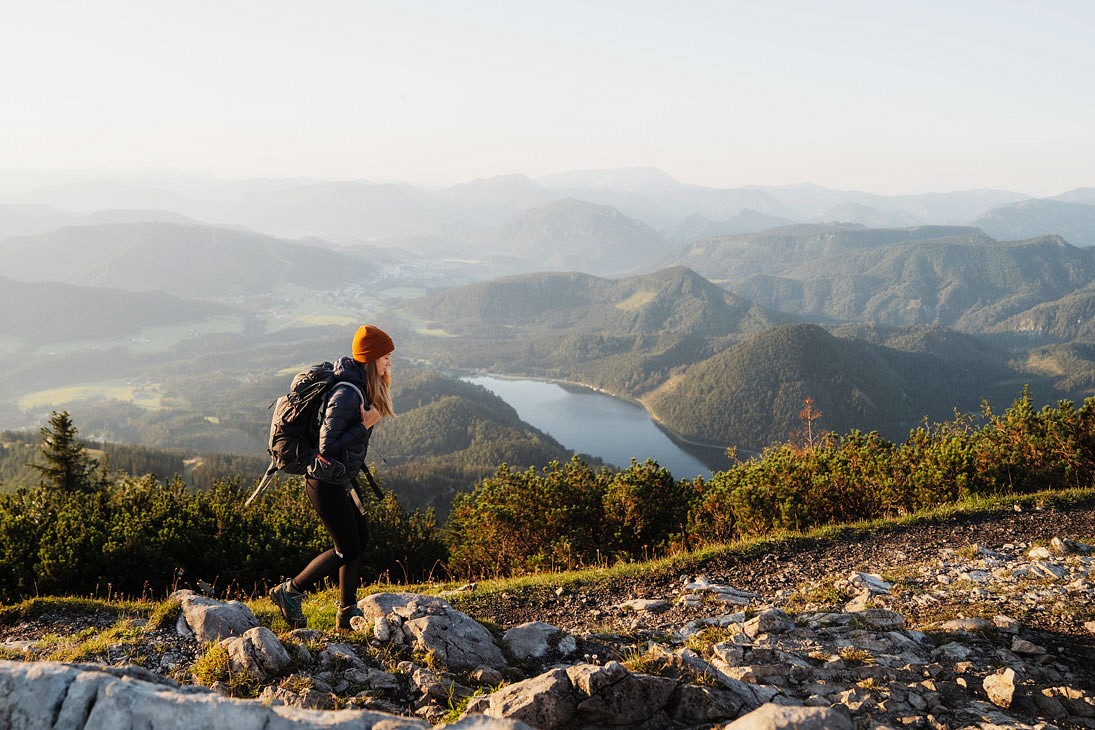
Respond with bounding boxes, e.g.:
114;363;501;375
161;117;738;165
4;168;1048;246
0;275;238;346
0;221;411;298
973;199;1095;247
663;224;1095;339
662;224;986;282
471;198;669;277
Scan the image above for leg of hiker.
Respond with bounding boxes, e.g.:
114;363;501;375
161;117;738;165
271;476;366;629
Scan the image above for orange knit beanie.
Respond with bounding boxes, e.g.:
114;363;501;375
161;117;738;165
352;325;394;363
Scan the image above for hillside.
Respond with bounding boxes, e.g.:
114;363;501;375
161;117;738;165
1;493;1092;729
403;266;780;338
402;267;788;395
974;198;1095;247
469;198;669;277
728;234;1095;334
662;224;987;284
645;323;1034;450
662;210;796;244
0;364;572;514
0;275;242;346
0;221;409;298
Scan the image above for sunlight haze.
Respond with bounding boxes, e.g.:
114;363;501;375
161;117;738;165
3;0;1093;196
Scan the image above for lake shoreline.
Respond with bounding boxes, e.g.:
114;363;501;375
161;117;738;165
460;371;725;477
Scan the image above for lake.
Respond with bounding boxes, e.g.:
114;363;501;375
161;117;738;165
464;375;717;480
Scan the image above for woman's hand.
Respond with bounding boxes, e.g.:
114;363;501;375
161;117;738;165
361;402;382;429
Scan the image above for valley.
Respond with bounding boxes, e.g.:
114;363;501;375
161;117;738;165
1;171;1094;509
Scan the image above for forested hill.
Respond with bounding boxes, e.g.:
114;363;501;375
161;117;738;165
400;264;1081;454
645;323;1034;450
661;224;987;283
973;198;1095;247
0;275;238;344
402;266;786;338
0;365;573;516
476;198;669;277
401;266;790;395
0;221;405;298
729;234;1095;333
655;222;1095;344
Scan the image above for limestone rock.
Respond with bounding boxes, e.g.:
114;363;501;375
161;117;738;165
683;576;756;606
856;608;905;630
566;661;676;726
745;609;793;635
485;667;578;729
360;593;506;670
0;659;431;729
1043;686;1095;717
847;571;892;594
720;702;853;730
983;667;1018;708
1010;637;1047;656
173;589;259;643
502;621;576;661
940;617;993;635
668;683;748;725
615;598;672;613
221;626;291;682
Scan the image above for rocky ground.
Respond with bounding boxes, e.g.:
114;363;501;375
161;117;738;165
2;496;1095;729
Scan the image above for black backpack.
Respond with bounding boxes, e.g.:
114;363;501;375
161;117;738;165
245;362;379;506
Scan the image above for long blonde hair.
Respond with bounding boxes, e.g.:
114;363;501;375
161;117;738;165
365;360;395;418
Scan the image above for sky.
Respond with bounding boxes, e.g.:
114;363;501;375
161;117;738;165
3;0;1094;197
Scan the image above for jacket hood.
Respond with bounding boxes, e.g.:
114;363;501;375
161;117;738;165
333;355;366;385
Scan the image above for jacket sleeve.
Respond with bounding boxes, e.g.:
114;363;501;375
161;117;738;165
318;384;367;460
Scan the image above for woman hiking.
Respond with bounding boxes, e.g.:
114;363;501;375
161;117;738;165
270;324;395;630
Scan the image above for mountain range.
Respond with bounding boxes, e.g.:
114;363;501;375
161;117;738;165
2;166;1094;483
665;225;1095;338
0;221;420;298
8;168;1095;255
401;267;1068;453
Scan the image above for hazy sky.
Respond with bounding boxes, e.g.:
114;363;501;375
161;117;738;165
3;1;1093;196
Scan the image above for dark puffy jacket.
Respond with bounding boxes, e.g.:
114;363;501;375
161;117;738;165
313;356;371;484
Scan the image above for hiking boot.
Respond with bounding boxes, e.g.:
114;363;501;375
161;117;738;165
336;604;365;631
270;580;307;629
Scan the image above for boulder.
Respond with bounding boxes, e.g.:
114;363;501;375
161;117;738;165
173;589;259;643
360;593;506;671
566;661;677;726
668;683;749;725
502;621;576;661
0;659;429;729
221;626;291;682
485;667;578;729
720;703;853;730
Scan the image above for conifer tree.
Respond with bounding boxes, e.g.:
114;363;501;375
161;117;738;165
31;410;100;492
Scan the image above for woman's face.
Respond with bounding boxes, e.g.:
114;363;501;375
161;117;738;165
376;354;392;377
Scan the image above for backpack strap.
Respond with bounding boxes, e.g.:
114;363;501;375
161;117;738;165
331;381;365;405
330;381;384;499
244;458;279;507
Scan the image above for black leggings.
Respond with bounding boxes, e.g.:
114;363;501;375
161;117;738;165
293;477;368;608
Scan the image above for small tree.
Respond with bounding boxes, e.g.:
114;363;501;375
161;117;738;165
31;411;100;493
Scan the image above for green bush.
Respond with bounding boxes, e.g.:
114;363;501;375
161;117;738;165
0;471;446;603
